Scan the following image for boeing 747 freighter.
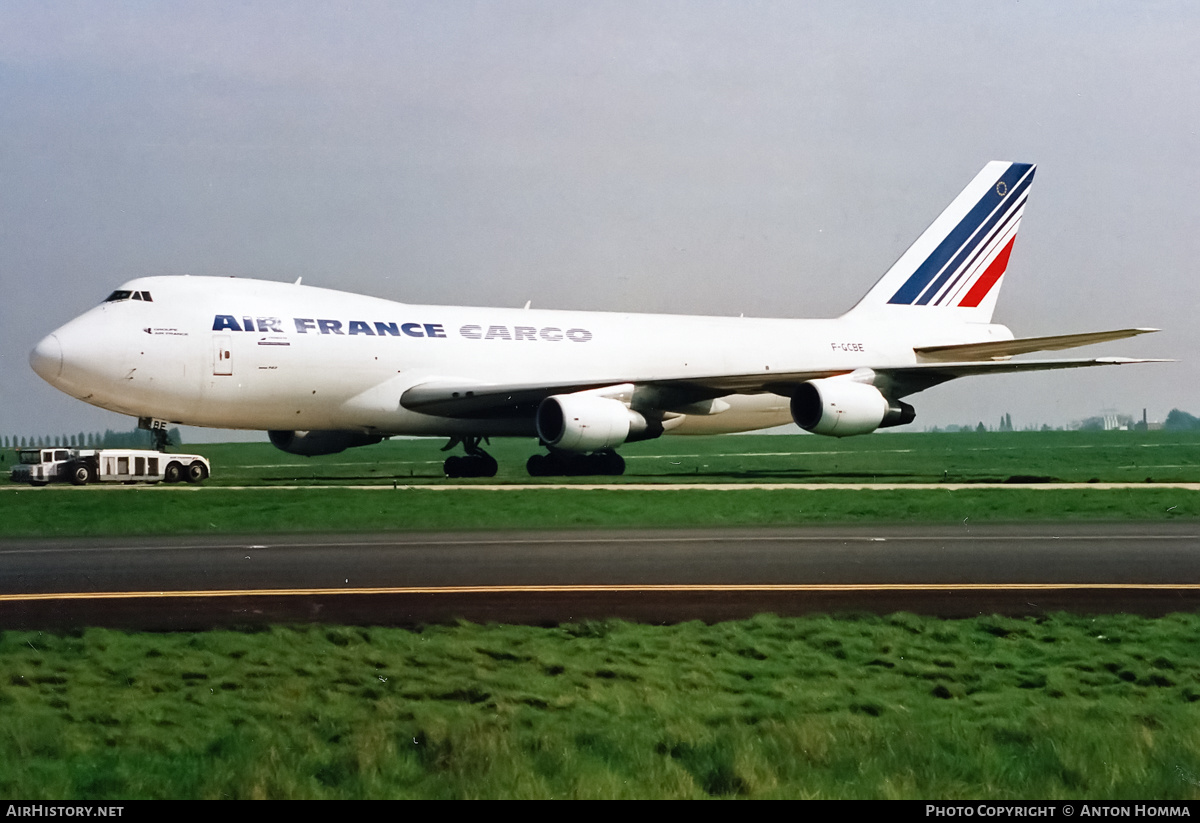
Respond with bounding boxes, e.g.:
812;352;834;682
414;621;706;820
29;162;1163;476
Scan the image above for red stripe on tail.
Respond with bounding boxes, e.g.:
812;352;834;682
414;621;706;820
958;236;1016;308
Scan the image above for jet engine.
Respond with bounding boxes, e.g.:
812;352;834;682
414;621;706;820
268;430;383;456
536;393;658;452
790;379;915;437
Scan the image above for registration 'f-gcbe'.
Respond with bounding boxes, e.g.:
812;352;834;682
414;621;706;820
29;162;1164;477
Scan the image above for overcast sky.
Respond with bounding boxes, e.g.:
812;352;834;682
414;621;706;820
1;1;1196;443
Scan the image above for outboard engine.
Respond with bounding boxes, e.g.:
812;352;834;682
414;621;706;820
790;379;915;437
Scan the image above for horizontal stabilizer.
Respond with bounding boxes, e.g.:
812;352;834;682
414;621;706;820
914;328;1160;362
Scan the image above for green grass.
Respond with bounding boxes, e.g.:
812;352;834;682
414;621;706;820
3;614;1200;799
4;430;1200;537
0;486;1196;538
190;429;1200;486
10;429;1200;488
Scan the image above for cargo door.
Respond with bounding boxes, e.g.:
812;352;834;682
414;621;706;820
213;335;233;376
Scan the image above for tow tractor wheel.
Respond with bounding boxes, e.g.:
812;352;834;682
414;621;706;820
186;461;209;484
70;465;91;486
164;462;183;483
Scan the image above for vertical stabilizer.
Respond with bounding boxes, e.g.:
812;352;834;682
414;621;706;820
844;161;1035;324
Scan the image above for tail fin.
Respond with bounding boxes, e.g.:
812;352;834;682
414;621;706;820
844;161;1036;324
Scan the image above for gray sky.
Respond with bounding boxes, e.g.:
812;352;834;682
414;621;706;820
1;1;1196;442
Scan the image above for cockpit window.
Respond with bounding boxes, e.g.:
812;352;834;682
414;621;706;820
104;290;153;303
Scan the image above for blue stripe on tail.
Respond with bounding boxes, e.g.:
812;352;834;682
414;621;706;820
887;163;1034;305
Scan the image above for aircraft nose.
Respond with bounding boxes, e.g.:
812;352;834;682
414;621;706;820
30;333;63;383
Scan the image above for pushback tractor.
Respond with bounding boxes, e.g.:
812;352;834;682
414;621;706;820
10;447;211;486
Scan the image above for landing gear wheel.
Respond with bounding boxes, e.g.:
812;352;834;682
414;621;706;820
593;450;625;476
526;452;566;477
444;451;498;478
526;453;548;477
526;450;625;477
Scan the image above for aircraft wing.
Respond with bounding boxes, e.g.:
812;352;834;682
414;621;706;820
671;357;1169;399
401;379;628;418
913;328;1159;362
400;356;1168;418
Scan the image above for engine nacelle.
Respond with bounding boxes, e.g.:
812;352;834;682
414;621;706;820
268;430;383;457
790;379;915;437
536;394;656;453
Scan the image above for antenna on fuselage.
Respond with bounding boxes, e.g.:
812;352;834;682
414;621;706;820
294;277;303;285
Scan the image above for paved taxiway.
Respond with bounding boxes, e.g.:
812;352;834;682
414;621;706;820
1;523;1198;628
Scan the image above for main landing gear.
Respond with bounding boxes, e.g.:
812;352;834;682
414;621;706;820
442;436;498;478
440;438;627;478
526;449;625;477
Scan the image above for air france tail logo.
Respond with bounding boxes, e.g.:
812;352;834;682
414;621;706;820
212;315;593;343
888;163;1035;308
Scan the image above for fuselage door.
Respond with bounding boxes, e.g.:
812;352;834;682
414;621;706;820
213;335;233;376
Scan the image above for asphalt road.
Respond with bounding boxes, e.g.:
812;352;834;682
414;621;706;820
2;523;1198;628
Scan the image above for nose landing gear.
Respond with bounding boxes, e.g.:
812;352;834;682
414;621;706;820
442;436;498;478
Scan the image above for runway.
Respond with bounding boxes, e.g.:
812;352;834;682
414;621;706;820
2;523;1198;628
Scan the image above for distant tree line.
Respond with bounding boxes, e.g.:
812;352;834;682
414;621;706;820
2;428;182;450
1164;410;1200;431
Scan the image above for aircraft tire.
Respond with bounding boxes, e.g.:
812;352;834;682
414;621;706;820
445;454;498;478
528;451;625;477
595;450;625;476
474;453;498;478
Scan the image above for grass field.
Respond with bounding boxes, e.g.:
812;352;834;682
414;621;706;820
4;430;1200;798
4;430;1200;538
10;429;1200;488
2;487;1198;538
3;615;1200;799
134;429;1200;486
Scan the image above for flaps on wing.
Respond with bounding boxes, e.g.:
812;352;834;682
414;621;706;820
914;328;1159;362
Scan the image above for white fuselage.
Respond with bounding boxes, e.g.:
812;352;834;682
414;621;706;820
31;275;1008;438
